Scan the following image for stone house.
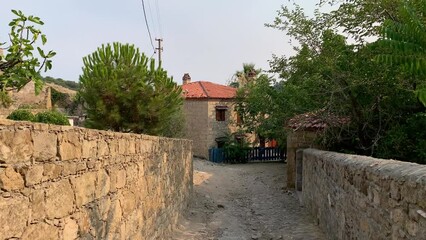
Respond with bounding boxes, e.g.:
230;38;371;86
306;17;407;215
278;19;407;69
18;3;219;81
181;74;240;159
0;80;52;118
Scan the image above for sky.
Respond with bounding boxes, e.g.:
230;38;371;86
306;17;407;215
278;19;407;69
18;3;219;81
1;1;317;85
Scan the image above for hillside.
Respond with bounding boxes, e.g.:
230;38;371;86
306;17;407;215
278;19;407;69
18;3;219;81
42;76;79;91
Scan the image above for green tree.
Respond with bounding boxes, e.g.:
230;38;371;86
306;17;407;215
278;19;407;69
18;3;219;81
235;73;287;146
266;1;425;160
377;0;426;106
79;42;183;136
0;10;55;106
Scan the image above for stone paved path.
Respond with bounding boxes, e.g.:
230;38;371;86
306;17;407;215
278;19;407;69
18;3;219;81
172;158;325;240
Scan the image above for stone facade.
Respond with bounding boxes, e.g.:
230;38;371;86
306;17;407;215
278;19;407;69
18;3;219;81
0;119;192;239
183;99;236;159
300;149;426;240
0;81;52;118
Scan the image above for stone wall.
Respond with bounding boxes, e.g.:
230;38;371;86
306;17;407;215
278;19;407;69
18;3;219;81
286;130;321;189
300;149;426;240
0;119;192;240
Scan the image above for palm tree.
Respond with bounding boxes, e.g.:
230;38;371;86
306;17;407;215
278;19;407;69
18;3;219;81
231;63;261;88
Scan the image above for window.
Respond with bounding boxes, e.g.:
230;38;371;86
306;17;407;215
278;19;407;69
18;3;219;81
216;109;226;121
215;106;228;121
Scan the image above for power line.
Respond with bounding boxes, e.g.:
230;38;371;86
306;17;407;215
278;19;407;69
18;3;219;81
141;0;155;50
146;0;157;37
155;0;163;37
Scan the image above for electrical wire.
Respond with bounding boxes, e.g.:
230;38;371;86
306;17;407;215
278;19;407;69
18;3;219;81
155;0;163;37
146;0;157;37
141;0;155;51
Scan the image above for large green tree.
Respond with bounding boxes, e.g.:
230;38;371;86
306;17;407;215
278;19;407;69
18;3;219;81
0;10;55;106
265;1;426;162
79;42;183;136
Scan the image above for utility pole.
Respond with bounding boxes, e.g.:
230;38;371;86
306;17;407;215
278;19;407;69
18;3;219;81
155;38;163;63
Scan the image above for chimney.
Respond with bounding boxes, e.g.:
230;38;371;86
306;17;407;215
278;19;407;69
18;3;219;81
182;73;191;85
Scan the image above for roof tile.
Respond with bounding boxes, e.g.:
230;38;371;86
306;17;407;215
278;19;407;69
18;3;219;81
182;81;236;99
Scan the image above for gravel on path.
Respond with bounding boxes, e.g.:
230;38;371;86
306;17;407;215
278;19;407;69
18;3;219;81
172;158;325;240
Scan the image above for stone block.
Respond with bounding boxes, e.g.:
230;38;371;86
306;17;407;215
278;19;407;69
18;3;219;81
109;139;119;156
33;131;57;161
43;163;63;181
21;222;59;240
98;196;112;221
73;210;90;235
120;189;137;217
105;199;123;237
98;139;109;157
390;208;406;223
82;139;98;159
30;189;46;220
118;138;127;155
0;129;33;163
58;132;82;161
63;217;79;240
0;196;29;239
45;179;74;219
128;139;136;154
62;162;77;176
71;171;97;207
21;165;44;186
110;168;126;192
0;167;25;191
96;170;110;198
126;163;139;183
405;220;418;236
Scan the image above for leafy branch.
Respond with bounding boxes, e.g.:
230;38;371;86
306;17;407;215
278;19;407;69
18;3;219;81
0;10;55;106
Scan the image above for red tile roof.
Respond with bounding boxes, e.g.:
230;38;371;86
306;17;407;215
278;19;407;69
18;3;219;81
288;110;350;131
182;81;237;99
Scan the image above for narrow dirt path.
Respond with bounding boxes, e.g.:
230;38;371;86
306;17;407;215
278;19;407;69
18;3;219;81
173;158;325;240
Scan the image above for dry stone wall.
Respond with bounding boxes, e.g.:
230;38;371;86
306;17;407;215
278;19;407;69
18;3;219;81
0;119;192;240
301;149;426;240
286;131;321;189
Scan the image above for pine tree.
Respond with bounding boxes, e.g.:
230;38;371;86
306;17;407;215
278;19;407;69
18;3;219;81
79;42;183;136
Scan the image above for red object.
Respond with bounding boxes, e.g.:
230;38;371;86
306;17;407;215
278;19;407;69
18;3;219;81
182;81;237;99
268;139;277;148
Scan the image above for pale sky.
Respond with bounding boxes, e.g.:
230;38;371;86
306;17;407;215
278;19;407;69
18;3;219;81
1;1;317;85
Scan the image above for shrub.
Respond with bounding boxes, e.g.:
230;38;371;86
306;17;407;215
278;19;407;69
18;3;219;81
7;109;34;121
377;113;426;164
34;111;70;125
223;133;250;163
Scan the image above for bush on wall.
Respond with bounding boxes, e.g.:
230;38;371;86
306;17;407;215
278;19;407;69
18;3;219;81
7;109;35;121
34;111;70;125
7;109;70;126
